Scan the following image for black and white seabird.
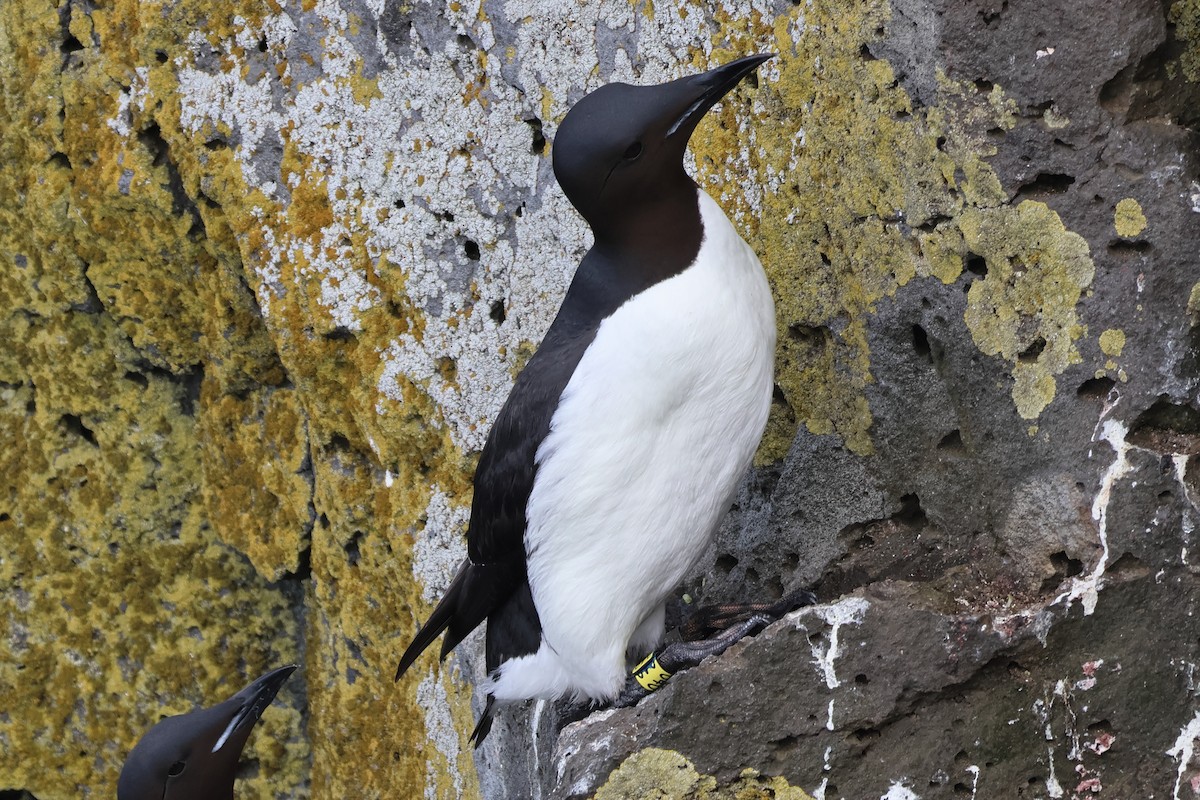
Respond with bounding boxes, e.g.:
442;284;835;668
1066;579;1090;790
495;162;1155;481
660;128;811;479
397;54;800;742
117;665;296;800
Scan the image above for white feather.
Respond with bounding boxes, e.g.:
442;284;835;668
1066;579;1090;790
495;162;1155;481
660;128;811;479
486;189;776;702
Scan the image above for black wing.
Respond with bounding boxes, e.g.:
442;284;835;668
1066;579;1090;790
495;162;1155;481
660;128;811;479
395;254;624;682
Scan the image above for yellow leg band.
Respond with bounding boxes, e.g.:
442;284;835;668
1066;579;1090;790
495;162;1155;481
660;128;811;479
633;652;672;692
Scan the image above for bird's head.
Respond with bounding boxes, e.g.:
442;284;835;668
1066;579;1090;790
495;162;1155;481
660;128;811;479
552;54;773;240
117;665;296;800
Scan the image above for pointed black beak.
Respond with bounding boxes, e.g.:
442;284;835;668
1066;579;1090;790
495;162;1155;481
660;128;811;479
666;53;774;138
211;664;297;754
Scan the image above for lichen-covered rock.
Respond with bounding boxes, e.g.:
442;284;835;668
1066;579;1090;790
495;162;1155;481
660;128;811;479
1;0;1198;798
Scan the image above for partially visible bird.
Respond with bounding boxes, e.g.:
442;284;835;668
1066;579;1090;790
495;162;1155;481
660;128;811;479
396;53;800;743
117;665;296;800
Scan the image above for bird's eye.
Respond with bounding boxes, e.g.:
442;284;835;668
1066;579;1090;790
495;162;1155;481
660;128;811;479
622;141;643;161
167;760;186;777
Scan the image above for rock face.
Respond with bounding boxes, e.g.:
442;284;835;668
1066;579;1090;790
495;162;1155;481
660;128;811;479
1;0;1197;798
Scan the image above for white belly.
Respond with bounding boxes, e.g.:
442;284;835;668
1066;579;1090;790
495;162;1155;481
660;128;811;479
487;189;775;702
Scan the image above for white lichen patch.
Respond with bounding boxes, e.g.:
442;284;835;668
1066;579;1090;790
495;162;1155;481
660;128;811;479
175;0;780;452
417;671;465;799
412;486;471;604
107;66;150;138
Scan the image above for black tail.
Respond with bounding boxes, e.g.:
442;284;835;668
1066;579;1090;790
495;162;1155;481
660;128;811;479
468;695;496;747
395;560;471;681
395;557;522;681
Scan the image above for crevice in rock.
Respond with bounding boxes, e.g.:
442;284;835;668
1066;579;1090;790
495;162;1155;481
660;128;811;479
344;530;363;567
1107;239;1152;259
1018;336;1046;363
72;266;103;314
1127;396;1200;454
59;413;97;447
322;326;357;342
1012;172;1075;204
1098;38;1200;128
937;429;965;454
137;122;206;241
787;323;833;353
525;117;546;155
1039;550;1084;592
489;299;507;324
911;323;932;363
1077;376;1115;400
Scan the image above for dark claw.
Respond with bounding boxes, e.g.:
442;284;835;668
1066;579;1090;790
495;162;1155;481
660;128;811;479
612;677;651;708
680;587;818;641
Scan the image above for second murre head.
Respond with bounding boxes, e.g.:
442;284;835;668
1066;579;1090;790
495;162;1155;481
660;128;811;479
117;665;296;800
551;54;773;238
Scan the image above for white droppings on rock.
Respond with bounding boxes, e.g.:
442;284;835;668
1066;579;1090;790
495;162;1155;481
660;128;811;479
412;487;470;604
1055;418;1131;615
1045;746;1064;798
530;698;547;800
1168;709;1200;800
789;596;870;689
965;765;981;799
880;779;920;799
555;707;620;789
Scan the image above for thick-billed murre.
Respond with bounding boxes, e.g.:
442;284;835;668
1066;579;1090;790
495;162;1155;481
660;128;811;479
117;665;296;800
396;54;799;743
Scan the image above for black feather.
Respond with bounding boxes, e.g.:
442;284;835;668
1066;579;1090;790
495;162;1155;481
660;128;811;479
395;237;702;741
468;695;496;748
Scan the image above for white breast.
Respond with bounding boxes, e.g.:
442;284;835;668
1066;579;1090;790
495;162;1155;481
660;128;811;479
486;189;775;703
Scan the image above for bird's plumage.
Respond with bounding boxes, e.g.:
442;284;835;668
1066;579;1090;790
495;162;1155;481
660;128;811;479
395;54;776;744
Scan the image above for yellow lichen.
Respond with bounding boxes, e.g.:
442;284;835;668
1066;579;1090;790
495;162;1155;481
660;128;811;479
1170;0;1200;81
1114;198;1147;238
960;202;1094;419
1099;328;1126;357
690;1;1088;457
595;748;815;800
0;1;308;796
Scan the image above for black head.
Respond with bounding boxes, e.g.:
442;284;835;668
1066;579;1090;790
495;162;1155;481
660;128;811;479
552;54;772;242
117;665;296;800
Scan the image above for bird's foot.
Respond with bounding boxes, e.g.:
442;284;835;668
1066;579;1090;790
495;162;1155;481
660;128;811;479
558;697;600;727
612;611;777;708
678;587;817;641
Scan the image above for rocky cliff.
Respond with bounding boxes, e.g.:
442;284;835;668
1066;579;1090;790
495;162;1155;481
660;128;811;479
1;0;1198;798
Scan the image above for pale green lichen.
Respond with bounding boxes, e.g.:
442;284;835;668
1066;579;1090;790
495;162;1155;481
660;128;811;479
1169;0;1200;81
1114;198;1147;238
1099;329;1127;357
960;202;1093;419
691;2;1087;455
595;748;815;800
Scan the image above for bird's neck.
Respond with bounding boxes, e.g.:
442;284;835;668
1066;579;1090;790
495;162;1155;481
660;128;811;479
588;181;704;285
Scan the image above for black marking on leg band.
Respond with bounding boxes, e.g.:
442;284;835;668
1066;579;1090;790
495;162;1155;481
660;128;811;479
633;652;672;692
